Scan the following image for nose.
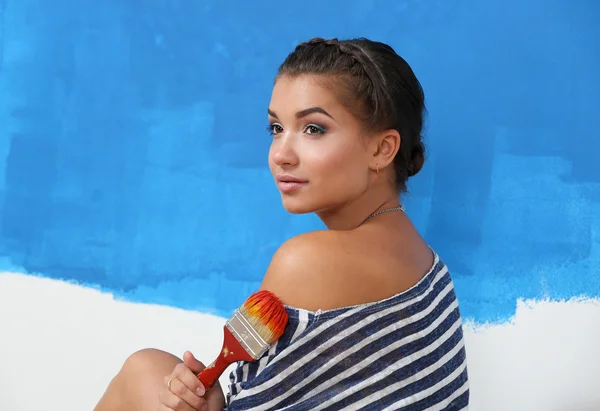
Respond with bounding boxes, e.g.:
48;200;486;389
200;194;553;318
270;134;299;168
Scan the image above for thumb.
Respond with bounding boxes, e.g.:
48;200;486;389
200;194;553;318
183;350;206;374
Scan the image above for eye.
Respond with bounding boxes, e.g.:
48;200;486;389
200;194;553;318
267;123;284;136
304;124;327;135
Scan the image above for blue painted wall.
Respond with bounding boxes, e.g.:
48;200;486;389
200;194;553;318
0;0;598;322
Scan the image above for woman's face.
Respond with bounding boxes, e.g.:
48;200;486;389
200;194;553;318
268;75;373;214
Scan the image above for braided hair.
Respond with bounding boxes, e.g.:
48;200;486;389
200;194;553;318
277;37;426;193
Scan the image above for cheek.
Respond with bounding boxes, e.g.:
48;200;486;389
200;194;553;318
309;142;366;182
267;142;277;173
267;144;273;169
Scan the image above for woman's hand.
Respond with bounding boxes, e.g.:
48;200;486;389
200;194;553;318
158;351;226;411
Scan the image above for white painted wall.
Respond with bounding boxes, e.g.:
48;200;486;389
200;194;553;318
1;272;599;411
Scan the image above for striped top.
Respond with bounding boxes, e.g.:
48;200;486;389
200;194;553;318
226;253;469;410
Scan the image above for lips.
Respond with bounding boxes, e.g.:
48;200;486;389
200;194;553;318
276;175;308;193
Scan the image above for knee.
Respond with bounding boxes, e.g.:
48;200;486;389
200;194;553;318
95;349;174;411
121;348;162;375
120;348;180;378
122;349;159;371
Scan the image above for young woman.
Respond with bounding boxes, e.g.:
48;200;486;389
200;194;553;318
95;37;469;411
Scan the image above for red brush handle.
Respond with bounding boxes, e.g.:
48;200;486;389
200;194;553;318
197;326;254;391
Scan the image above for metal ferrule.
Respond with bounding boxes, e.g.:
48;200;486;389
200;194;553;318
226;309;271;360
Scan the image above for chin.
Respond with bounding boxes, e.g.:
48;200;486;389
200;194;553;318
280;197;318;215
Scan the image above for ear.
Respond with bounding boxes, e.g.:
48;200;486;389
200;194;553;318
368;129;401;172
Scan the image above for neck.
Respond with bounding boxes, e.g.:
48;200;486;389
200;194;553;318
316;186;401;230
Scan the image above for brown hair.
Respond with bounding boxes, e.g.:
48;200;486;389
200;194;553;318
277;37;426;193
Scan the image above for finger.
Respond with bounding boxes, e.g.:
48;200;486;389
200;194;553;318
157;390;178;411
159;389;201;411
173;362;206;397
183;351;206;374
167;375;205;410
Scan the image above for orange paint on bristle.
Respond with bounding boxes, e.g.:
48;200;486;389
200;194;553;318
240;290;288;344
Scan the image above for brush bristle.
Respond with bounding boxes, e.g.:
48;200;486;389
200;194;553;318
238;290;288;345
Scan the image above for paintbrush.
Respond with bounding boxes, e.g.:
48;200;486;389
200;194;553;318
197;290;289;390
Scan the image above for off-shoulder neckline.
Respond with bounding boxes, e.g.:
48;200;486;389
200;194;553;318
283;250;443;320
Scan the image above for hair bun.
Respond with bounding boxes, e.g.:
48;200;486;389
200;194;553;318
408;140;425;177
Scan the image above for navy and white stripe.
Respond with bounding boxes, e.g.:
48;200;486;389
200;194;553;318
226;253;469;410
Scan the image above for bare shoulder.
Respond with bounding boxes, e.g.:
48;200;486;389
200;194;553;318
260;228;433;312
259;230;356;311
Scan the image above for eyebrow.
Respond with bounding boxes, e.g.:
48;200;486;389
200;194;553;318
268;107;334;120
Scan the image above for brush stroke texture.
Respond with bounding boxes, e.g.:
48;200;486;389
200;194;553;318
0;0;598;322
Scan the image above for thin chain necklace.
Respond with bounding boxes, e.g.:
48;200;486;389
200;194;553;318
364;205;405;222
